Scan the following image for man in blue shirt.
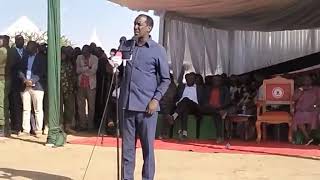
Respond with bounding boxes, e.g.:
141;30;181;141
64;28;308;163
120;14;170;180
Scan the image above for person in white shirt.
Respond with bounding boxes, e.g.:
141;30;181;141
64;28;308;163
172;72;203;139
76;45;98;131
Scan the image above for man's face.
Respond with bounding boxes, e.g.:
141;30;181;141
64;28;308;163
61;53;66;61
134;16;151;39
26;42;37;55
212;77;222;87
90;43;96;48
15;36;24;48
2;36;9;47
82;46;91;58
0;39;3;47
186;74;195;86
110;51;116;57
66;46;74;57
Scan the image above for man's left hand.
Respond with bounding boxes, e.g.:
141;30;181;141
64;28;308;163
146;99;159;115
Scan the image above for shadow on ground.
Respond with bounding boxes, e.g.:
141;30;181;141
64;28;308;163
9;136;45;146
0;168;73;180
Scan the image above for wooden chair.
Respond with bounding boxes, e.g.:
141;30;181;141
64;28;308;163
226;114;255;140
256;76;294;143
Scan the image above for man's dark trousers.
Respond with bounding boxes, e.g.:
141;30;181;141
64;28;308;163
9;90;22;132
122;110;157;180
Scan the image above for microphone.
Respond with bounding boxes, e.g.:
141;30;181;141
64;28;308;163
115;36;137;67
121;36;137;60
118;36;127;51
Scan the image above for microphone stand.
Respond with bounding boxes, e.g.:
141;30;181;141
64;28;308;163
82;37;135;180
119;59;127;180
118;37;136;180
115;67;121;180
119;58;132;180
98;64;121;180
98;66;121;180
100;66;121;180
82;70;115;180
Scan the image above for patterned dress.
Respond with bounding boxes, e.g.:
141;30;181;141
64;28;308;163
293;87;320;130
61;60;75;97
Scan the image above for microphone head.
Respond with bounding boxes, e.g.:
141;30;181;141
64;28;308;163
119;36;127;43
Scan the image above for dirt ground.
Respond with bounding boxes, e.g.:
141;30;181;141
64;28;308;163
0;134;320;180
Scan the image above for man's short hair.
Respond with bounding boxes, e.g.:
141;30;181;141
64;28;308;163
185;72;196;78
3;35;10;41
27;41;37;47
82;44;90;49
15;35;24;39
110;48;117;53
138;14;154;29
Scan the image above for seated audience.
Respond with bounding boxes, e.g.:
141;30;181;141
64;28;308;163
195;73;204;86
201;75;230;143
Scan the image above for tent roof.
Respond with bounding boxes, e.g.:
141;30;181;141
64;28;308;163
2;16;42;36
110;0;320;31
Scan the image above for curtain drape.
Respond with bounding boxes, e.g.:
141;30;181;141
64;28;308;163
187;23;205;74
47;0;65;146
203;28;217;74
165;18;320;76
167;19;186;81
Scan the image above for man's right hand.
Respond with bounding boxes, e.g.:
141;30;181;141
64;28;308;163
24;80;33;87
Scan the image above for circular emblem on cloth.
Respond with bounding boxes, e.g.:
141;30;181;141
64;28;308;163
272;87;284;99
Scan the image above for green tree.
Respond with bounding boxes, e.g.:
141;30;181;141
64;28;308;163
9;31;73;47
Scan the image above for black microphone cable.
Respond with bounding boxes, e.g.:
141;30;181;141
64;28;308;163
82;69;116;180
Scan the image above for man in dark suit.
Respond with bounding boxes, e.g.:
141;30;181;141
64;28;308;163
17;41;46;137
8;35;25;133
172;72;203;139
120;14;170;180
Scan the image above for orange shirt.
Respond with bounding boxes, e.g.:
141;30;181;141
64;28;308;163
209;88;220;108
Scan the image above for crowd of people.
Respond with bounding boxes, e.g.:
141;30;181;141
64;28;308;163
0;34;119;137
1;33;319;145
158;71;320;145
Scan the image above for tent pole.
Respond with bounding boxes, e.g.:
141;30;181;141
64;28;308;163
46;0;65;147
